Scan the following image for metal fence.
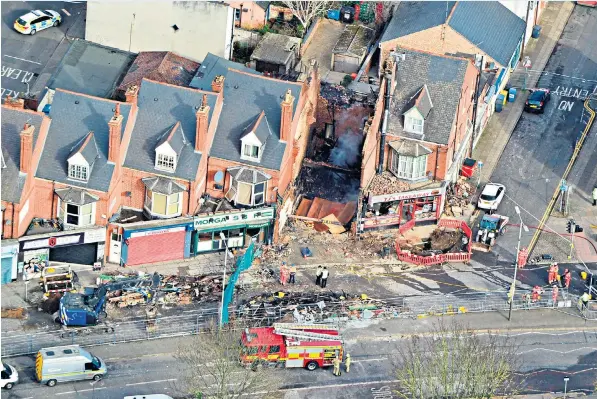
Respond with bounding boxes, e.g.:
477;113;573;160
578;300;597;320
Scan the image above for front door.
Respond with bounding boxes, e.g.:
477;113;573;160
109;229;122;264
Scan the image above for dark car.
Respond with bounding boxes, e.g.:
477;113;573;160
524;89;551;113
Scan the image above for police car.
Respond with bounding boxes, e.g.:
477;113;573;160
14;10;62;35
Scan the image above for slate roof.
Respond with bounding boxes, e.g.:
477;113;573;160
448;2;525;67
1;107;44;204
333;25;375;59
387;49;469;145
251;33;301;65
189;53;261;91
36;90;132;192
55;187;99;206
228;166;271;184
141;176;186;195
47;39;136;98
242;111;272;145
123;79;218;180
117;52;200;92
209;70;302;171
155;121;190;156
381;1;456;43
68;131;100;167
403;85;433;119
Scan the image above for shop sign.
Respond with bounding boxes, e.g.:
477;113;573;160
84;229;106;244
129;226;186;239
21;234;83;251
193;207;275;230
369;186;446;205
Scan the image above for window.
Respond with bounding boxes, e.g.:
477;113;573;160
389;151;428;180
242;144;260;160
144;189;182;217
156;153;176;171
68;164;88;181
58;201;96;227
405;116;423;134
235;8;241;20
231;179;267;206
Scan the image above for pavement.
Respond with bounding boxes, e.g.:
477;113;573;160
1;311;595;399
1;1;86;102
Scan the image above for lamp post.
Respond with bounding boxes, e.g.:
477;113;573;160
509;206;529;321
564;376;569;398
219;232;232;326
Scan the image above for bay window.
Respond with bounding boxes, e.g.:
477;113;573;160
227;178;267;207
390;151;428;180
144;190;182;217
58;201;95;227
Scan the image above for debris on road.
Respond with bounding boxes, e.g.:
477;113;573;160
445;177;475;217
1;308;27;319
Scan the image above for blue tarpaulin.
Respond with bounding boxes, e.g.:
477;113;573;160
221;242;255;324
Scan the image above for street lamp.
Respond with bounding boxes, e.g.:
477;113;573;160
564;376;569;398
219;232;233;326
508;205;529;321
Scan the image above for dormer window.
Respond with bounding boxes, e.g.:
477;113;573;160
155;121;187;173
67;132;97;182
405;116;423;134
402;85;433;135
156;153;176;171
68;164;89;181
240;111;271;163
242;144;260;160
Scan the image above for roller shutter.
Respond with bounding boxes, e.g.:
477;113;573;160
50;243;98;265
126;230;185;266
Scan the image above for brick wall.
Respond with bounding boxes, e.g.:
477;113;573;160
360;76;386;189
227;1;267;29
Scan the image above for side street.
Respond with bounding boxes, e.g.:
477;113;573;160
1;1;597;398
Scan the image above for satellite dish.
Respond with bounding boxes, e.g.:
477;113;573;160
214;171;224;183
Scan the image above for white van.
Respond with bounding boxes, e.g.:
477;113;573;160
36;345;107;386
1;362;19;389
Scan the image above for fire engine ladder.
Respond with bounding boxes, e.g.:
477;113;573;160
273;323;339;332
274;328;343;342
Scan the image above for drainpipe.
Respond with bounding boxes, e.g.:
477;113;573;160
187;181;192;215
469;66;481;155
377;75;391;174
11;203;15;238
51;180;55;219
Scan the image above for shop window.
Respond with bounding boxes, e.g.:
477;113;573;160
228;177;267;207
389;151;428;180
199;232;212;242
57;200;95;227
144;189;182;218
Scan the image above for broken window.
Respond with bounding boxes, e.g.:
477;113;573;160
226;177;268;207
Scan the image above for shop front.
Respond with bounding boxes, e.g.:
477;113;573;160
192;207;275;254
120;222;194;266
361;182;448;231
18;227;106;266
1;240;19;284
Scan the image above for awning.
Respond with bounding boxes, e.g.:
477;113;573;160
55;187;99;206
142;176;186;195
389;140;432;157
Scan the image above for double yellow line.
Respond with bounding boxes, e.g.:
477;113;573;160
528;98;596;254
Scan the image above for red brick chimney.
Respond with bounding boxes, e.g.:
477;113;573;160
195;94;210;153
5;96;25;110
108;103;123;163
125;85;139;105
211;75;225;93
280;89;294;142
19;123;35;174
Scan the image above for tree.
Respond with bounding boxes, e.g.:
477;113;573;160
281;1;331;33
175;320;282;399
393;320;521;399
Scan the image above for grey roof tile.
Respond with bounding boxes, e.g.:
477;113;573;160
36;90;131;192
1;107;44;204
381;1;456;43
241;111;272;146
55;187;99;205
68;131;100;167
228;166;271;184
389;140;432;157
449;2;525;67
189;53;261;91
155;121;190;155
209;70;302;171
141;176;186;195
403;85;433;119
123;79;218;181
388;49;469;145
251;33;301;65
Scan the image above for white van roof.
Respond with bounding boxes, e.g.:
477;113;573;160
124;396;173;399
38;345;90;359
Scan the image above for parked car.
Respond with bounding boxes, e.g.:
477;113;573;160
577;1;597;7
1;362;19;390
524;88;550;114
14;10;61;35
477;183;506;212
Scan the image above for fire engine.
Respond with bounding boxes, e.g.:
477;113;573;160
240;323;343;371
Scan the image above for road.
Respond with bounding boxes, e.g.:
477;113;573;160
1;1;85;101
2;313;596;399
486;3;597;264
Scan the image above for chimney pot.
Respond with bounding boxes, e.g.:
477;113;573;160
108;103;124;163
19;123;35;174
4;96;26;110
125;85;139;104
211;75;225;93
195;96;210;152
280;89;294;143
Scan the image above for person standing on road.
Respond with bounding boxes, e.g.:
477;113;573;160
580;291;591;309
321;267;329;288
315;265;323;286
532;285;543;302
563;269;572;289
551;284;559;307
344;353;351;373
332;356;341;376
289;264;296;284
592;186;597;206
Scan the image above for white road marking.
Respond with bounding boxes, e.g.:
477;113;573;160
56;387;107;395
354;357;388;363
517;347;597;355
61;9;71;16
3;55;41;65
125;378;177;386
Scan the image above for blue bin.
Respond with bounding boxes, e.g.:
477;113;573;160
495;95;505;112
327;9;340;20
532;25;541;38
508;87;517;103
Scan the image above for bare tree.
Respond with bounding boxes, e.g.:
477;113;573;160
394;320;522;399
281;1;331;33
176;320;282;399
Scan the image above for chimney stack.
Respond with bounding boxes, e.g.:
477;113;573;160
108;103;124;163
4;96;25;110
19;123;35;174
211;75;225;93
125;85;139;105
195;94;210;153
280;89;294;143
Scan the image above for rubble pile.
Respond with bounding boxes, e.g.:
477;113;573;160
429;228;462;252
320;84;352;108
444;178;474;217
1;308;27;319
368;171;410;195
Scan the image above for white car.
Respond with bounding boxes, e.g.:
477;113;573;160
477;183;505;211
1;362;18;390
14;10;62;35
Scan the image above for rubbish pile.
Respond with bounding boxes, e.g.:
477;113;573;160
401;227;467;256
444;177;475;217
367;171;410;195
293;197;357;234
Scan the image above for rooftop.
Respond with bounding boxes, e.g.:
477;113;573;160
47;39;136;98
333;25;375;59
381;2;456;43
189;53;260;91
117;52;200;95
297;18;346;84
1;107;44;204
251;32;301;65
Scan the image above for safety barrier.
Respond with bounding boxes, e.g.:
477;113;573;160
398;218;415;234
578;300;597;320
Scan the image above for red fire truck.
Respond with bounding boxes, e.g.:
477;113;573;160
240;323;343;371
